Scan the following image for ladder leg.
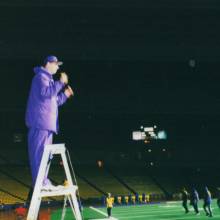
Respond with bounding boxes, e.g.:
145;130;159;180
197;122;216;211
61;196;68;220
34;198;41;220
27;197;41;220
69;193;82;220
68;195;77;219
43;153;52;183
27;147;50;220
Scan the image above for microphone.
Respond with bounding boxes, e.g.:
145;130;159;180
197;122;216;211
59;72;74;97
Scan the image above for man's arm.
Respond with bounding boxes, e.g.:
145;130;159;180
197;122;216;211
57;85;74;106
57;92;68;106
38;72;69;98
39;75;65;98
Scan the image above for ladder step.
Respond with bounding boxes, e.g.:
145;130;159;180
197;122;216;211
40;185;78;197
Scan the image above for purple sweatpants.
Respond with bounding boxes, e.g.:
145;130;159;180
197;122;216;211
28;128;53;186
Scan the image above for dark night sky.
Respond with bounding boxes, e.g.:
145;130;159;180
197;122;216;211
0;0;220;166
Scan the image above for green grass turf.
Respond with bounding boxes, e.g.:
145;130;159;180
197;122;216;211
51;200;220;220
51;207;105;220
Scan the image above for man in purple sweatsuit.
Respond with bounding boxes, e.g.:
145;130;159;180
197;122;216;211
25;55;73;187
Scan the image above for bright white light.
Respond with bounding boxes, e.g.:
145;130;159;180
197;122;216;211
158;131;167;139
144;127;154;132
132;131;146;140
149;131;156;137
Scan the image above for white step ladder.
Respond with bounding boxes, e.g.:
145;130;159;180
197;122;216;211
27;144;82;220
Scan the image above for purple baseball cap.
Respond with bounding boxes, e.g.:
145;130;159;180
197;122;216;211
44;55;63;66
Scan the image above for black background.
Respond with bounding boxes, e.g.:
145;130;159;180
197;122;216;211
0;0;220;167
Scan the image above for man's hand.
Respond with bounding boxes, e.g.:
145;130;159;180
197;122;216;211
64;85;74;98
60;72;68;84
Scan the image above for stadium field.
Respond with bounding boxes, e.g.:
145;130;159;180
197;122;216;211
51;200;220;219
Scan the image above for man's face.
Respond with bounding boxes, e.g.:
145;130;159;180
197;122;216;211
47;62;59;75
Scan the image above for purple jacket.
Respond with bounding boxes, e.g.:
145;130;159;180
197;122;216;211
25;67;67;133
